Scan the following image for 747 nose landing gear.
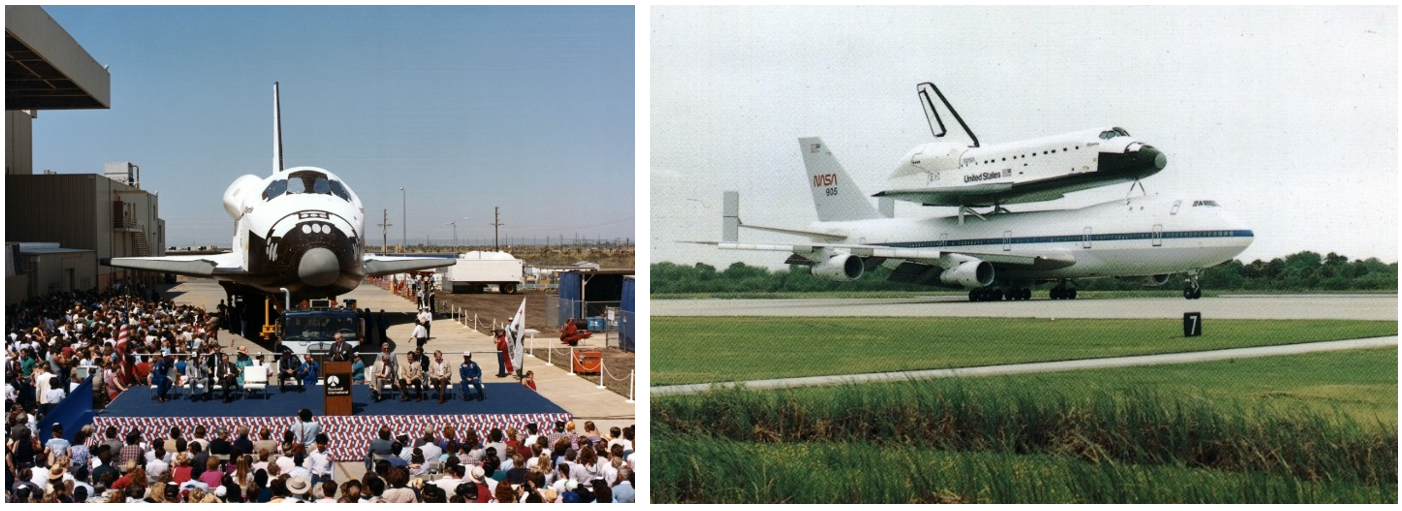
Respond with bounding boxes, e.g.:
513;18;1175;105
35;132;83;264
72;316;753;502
1183;271;1203;300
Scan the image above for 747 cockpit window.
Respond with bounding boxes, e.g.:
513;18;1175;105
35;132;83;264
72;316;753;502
1098;127;1131;140
1192;200;1220;207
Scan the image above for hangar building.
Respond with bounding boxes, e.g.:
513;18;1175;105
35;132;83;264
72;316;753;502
6;5;165;304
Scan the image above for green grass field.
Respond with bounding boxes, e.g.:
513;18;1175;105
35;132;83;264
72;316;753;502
652;317;1397;385
652;348;1399;503
653;434;1397;504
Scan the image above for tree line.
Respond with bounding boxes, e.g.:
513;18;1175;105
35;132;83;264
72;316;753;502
652;251;1397;294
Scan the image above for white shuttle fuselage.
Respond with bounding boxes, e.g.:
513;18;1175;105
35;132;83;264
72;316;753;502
879;127;1167;208
107;83;451;301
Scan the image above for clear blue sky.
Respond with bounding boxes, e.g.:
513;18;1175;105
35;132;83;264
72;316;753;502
36;5;635;248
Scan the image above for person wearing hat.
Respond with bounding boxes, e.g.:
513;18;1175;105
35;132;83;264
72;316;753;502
458;352;485;401
234;346;253;386
468;466;491;503
285;476;312;502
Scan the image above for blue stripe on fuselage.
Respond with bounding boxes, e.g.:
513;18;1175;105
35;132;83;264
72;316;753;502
883;230;1255;249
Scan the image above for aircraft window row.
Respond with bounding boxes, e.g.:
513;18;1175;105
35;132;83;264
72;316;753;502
262;172;353;202
983;145;1084;165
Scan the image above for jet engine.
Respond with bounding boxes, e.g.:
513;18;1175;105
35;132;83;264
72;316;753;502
1119;274;1172;287
223;174;265;220
939;258;995;288
811;254;864;281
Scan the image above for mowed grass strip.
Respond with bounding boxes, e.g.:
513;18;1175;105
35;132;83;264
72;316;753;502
652;431;1399;504
652;316;1397;385
985;348;1399;425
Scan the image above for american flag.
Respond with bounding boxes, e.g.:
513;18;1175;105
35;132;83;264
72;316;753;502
118;313;130;345
809;143;822;153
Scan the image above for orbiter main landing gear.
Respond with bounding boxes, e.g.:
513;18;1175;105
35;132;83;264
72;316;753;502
1183;270;1202;300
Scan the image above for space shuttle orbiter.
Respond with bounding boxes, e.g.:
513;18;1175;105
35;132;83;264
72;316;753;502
106;83;452;301
874;82;1167;210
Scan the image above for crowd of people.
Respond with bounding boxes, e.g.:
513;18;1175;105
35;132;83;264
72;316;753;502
5;283;638;503
7;407;636;503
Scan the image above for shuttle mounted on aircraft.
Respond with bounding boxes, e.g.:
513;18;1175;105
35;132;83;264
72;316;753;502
106;83;452;302
875;82;1167;214
705;137;1252;301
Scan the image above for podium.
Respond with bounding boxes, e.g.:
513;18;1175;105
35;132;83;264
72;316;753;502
323;361;353;416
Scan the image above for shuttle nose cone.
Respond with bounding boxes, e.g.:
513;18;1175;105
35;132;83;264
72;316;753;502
1142;145;1168;170
298;247;340;287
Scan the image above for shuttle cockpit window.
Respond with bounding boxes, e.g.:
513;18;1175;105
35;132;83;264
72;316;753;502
328;180;352;201
1192;200;1220;207
262;179;287;201
267;170;352;202
1099;127;1131;140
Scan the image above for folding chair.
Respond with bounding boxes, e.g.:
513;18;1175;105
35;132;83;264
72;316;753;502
244;366;269;400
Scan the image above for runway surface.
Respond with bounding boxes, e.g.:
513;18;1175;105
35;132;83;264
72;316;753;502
652;294;1398;321
652;293;1397;396
652;336;1398;396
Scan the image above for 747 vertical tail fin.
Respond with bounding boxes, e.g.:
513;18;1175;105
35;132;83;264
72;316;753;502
798;137;880;222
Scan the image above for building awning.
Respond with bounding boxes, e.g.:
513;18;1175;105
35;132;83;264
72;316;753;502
5;5;110;110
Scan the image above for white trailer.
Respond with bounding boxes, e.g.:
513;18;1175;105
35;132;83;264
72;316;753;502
440;251;524;294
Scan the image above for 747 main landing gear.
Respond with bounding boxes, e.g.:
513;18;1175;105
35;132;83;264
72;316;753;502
968;287;1032;302
1049;281;1078;300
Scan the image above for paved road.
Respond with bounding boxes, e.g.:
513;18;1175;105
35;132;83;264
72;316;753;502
653;336;1398;396
652;294;1399;321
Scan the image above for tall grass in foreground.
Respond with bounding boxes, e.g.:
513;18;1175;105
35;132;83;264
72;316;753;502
651;431;1398;503
653;379;1398;487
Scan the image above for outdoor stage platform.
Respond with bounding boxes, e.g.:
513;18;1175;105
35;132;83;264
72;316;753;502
93;383;569;461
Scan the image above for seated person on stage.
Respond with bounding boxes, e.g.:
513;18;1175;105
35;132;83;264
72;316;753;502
299;354;320;390
369;343;399;403
399;351;425;402
428;350;452;403
351;356;366;384
459;352;485;401
278;352;301;392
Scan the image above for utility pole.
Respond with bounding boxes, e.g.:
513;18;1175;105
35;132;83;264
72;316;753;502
400;187;406;251
488;206;505;252
377;209;392;254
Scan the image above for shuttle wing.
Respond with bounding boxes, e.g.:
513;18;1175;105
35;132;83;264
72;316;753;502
107;252;247;278
362;255;455;277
